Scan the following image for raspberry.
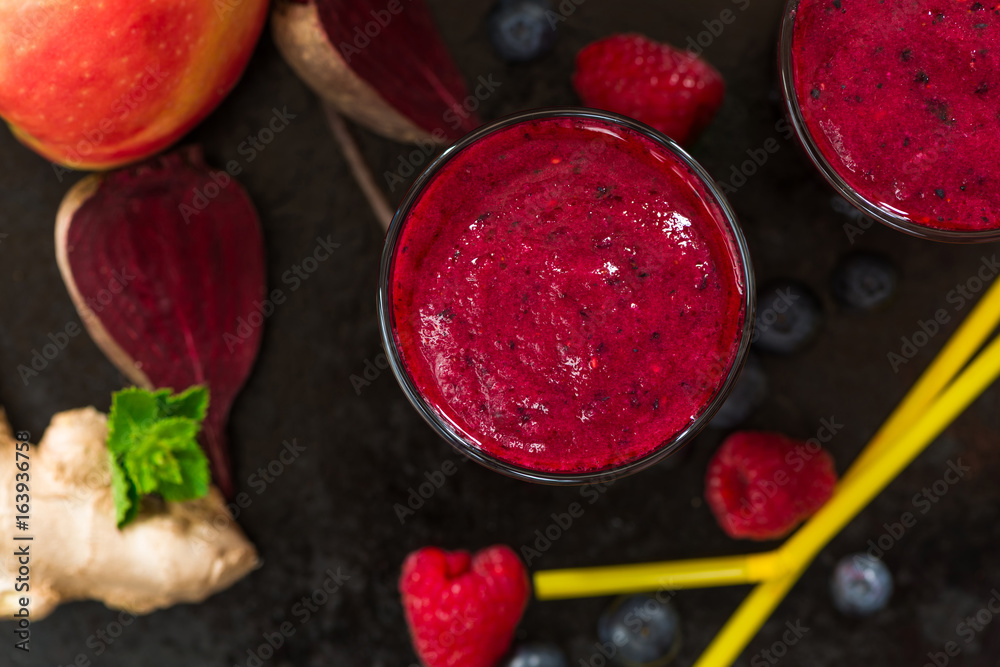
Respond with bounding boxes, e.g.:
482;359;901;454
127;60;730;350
572;33;726;145
400;545;530;667
705;431;838;540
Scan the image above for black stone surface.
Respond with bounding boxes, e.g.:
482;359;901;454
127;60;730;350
2;1;1000;666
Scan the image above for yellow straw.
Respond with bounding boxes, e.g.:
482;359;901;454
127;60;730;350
534;552;783;599
843;275;1000;480
534;279;1000;667
693;566;805;667
786;336;1000;564
695;330;1000;667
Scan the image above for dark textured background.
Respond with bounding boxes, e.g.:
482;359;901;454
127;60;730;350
3;1;1000;665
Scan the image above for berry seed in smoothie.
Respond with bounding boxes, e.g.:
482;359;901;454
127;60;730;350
789;0;1000;232
388;114;747;475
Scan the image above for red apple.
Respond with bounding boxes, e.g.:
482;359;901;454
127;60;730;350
0;0;269;169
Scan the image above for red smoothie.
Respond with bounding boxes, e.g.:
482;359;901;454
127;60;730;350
790;0;1000;232
388;115;747;475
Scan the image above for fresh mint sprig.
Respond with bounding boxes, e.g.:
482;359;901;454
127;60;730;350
107;386;212;528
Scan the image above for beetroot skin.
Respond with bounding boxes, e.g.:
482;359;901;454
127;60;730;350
313;0;481;140
56;146;266;498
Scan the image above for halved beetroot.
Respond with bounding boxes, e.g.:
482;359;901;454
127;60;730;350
55;146;266;498
272;0;480;143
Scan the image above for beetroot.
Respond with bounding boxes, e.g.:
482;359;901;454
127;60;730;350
272;0;481;143
55;146;266;498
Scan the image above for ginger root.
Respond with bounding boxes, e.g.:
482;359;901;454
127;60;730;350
0;406;259;620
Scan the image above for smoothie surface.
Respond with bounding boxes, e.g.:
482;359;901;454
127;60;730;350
390;116;746;474
791;0;1000;231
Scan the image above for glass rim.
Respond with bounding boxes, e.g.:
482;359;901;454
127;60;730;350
779;0;1000;243
377;107;757;485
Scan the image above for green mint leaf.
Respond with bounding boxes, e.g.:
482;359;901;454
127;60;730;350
151;449;185;486
106;385;212;528
123;417;199;495
157;440;211;502
158;386;209;422
110;452;139;528
106;387;160;455
148;416;201;448
123;448;159;496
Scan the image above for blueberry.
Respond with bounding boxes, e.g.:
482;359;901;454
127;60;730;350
830;554;893;616
488;0;557;63
831;252;898;311
709;353;767;429
501;643;568;667
752;280;823;355
597;594;681;666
